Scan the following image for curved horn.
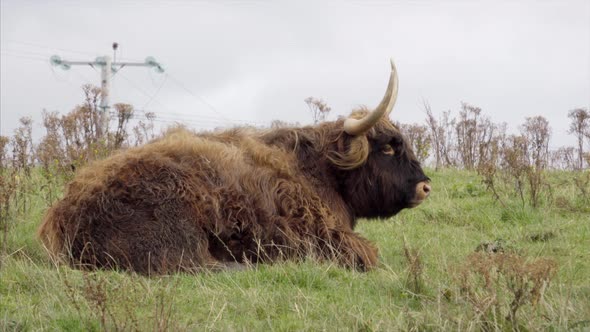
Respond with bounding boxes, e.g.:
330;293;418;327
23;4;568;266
343;59;399;136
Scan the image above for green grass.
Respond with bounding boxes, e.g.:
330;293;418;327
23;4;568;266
1;169;589;331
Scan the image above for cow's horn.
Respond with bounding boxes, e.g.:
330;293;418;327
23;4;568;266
343;59;399;136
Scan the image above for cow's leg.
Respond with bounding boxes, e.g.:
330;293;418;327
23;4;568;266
327;230;379;271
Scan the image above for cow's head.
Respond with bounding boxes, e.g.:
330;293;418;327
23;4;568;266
329;60;431;218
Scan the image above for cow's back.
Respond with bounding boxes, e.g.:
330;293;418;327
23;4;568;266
38;128;344;273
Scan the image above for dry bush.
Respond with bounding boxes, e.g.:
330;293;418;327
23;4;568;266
304;97;331;124
39;86;135;178
5;85;145;214
573;171;590;204
424;104;459;169
81;84;104;140
454;103;480;169
11;117;34;173
58;84;139;170
424;101;443;170
36;88;109;186
60;86;107;166
37;110;68;204
402;239;424;294
477;160;506;208
567;108;589;169
453;103;498;170
500;135;529;207
423;101;585;173
550;146;577;170
398;123;431;164
483;117;552;209
111;103;135;149
456;252;557;330
62;272;179;331
476;123;507;207
0;135;17;269
132;112;156;146
0;172;17;269
521;116;551;171
439;110;458;168
520;116;551;207
10;117;35;214
0;136;10;169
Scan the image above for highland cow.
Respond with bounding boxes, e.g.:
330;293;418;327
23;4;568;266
38;60;431;274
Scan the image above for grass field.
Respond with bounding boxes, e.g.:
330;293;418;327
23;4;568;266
1;168;589;331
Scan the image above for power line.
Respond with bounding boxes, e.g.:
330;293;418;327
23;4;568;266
118;73;262;126
109;73;250;126
142;74;168;109
1;48;54;58
135;111;264;126
137;108;257;124
3;39;97;56
70;68;96;85
117;72;176;116
1;51;48;62
126;114;219;127
165;73;233;122
128;113;264;128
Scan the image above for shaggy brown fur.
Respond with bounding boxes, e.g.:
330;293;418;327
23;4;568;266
38;110;429;274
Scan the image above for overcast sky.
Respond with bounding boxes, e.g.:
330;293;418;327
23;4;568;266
1;0;589;148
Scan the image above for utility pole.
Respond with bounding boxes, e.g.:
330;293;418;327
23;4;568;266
50;43;164;138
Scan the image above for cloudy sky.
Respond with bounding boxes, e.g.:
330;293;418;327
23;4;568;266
1;0;589;148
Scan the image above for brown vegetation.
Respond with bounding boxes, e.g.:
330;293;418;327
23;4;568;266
304;97;332;124
456;252;557;330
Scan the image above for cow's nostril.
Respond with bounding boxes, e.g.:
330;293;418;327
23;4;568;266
414;182;431;202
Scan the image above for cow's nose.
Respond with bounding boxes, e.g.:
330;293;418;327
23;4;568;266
415;181;431;201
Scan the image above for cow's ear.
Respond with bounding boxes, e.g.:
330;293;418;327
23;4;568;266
328;135;370;170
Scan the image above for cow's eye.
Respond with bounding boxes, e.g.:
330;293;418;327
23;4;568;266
382;144;395;155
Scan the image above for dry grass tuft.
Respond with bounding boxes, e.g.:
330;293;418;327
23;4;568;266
456;252;557;330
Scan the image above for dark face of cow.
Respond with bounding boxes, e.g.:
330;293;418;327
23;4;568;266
332;60;431;218
337;119;431;218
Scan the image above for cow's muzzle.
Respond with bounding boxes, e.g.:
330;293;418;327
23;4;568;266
409;181;431;207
